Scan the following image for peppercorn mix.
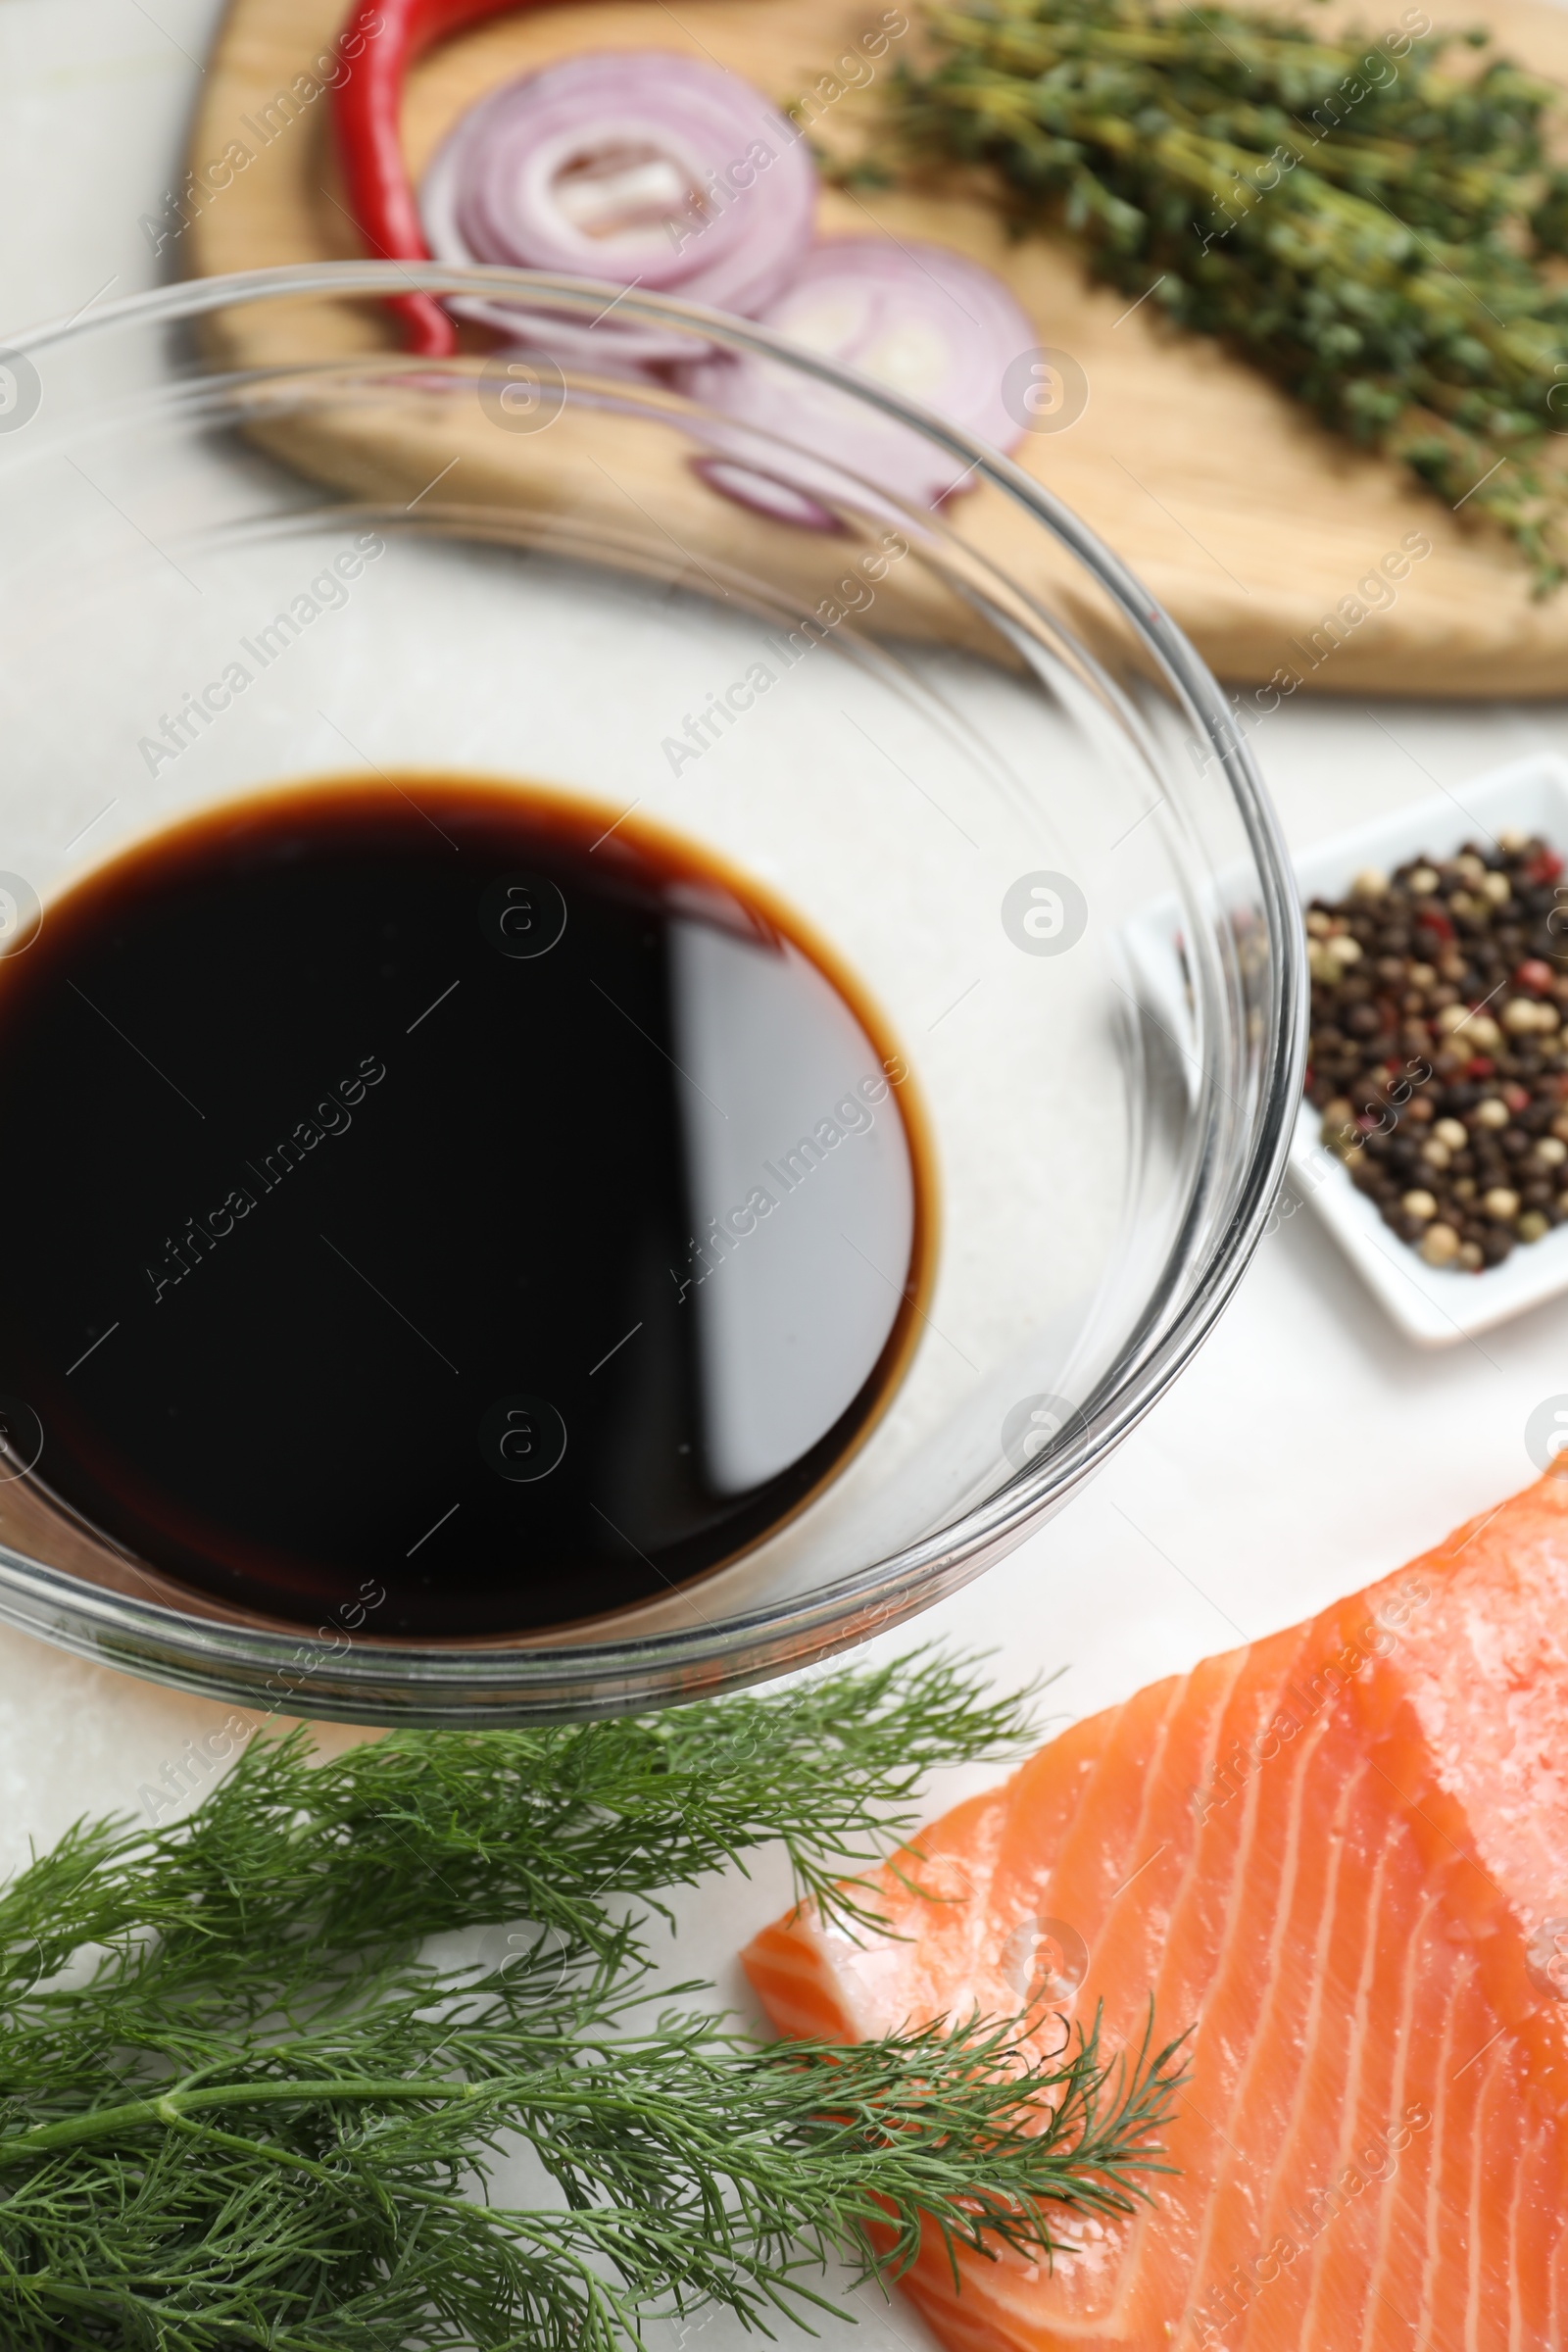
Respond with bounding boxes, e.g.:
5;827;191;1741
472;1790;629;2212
1308;831;1568;1272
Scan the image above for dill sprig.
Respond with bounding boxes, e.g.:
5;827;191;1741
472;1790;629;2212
0;1651;1187;2350
874;0;1568;587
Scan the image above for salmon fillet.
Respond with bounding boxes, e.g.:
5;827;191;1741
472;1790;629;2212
742;1466;1568;2351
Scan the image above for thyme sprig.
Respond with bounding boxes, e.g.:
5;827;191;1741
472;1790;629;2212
875;0;1568;586
0;1652;1186;2350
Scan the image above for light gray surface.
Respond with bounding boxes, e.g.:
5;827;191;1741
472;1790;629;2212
5;10;1568;2345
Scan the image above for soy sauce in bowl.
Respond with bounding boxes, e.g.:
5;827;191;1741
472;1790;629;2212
0;780;925;1634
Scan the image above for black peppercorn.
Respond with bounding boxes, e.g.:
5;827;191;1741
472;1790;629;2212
1307;834;1568;1273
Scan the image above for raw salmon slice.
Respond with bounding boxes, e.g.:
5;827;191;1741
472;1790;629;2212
743;1466;1568;2351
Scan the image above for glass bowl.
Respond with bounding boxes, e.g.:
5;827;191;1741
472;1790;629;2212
0;263;1303;1723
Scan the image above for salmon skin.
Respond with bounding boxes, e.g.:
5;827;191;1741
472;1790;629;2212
742;1467;1568;2352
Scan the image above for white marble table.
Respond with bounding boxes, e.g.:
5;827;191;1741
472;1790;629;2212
3;7;1568;2343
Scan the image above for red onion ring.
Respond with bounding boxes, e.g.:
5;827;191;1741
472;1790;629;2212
419;51;816;367
686;237;1039;516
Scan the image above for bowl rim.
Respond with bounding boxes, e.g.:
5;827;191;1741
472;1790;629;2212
0;260;1307;1721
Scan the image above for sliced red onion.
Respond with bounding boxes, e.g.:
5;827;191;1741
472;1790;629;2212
685;237;1039;517
419;52;816;368
691;459;844;535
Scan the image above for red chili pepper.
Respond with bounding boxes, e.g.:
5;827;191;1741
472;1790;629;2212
333;0;589;354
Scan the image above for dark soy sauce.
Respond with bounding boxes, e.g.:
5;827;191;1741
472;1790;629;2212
0;780;923;1634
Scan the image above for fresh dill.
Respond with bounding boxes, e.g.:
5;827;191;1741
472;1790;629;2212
871;0;1568;587
0;1651;1186;2350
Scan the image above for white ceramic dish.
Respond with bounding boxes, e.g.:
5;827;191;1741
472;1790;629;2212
1289;754;1568;1348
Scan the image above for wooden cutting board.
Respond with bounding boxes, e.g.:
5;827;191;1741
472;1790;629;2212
185;0;1568;694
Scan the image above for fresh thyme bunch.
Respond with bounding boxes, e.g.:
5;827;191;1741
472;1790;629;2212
879;0;1568;585
0;1653;1185;2350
